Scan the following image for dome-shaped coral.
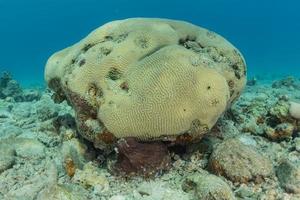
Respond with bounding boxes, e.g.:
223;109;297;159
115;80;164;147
45;18;246;149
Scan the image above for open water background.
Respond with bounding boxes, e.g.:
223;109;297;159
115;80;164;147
0;0;299;86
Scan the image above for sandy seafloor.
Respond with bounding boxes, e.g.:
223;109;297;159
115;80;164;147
0;73;300;200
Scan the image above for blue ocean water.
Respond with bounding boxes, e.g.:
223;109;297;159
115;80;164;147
0;0;299;86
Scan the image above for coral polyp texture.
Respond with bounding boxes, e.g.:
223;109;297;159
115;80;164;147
45;18;246;147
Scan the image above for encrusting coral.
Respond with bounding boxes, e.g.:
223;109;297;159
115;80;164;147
45;18;246;175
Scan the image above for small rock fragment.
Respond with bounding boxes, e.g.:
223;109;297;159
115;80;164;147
272;76;298;89
276;160;300;194
266;123;294;141
295;138;300;152
208;138;273;183
109;195;126;200
0;109;11;118
290;101;300;120
182;172;235;200
15;138;45;159
22;89;41;102
269;100;290;121
37;184;85;200
0;142;15;173
235;185;256;199
137;181;190;200
72;162;109;193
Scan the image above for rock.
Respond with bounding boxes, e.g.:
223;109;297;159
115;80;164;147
0;71;11;88
137;181;190;200
272;76;299;89
235;185;256;199
34;94;59;121
0;142;15;173
15;138;45;159
2;79;22;99
269;100;290;121
22;89;42;102
208;138;273;183
3;162;59;199
72;162;109;194
0;71;42;102
37;184;85;200
109;195;126;200
218;119;240;139
34;131;61;148
237;135;257;147
276;160;300;194
295;138;300;152
290;101;300;120
0;111;11;119
5;181;46;200
11;102;32;119
0;124;23;138
241;115;264;135
266;123;294;141
52;113;76;132
0;105;11;118
182;171;235;200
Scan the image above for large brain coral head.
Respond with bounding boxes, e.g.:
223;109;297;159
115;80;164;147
45;18;246;149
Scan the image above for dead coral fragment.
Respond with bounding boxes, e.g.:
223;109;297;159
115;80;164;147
182;171;235;200
208;138;273;184
290;101;300;120
265;123;294;141
115;137;171;176
64;158;76;177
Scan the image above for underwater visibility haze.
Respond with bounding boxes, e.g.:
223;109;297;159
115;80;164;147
0;0;300;200
0;0;300;85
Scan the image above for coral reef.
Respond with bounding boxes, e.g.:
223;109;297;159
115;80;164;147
0;72;41;102
231;79;300;141
0;72;22;100
246;77;257;86
1;75;300;199
272;76;300;89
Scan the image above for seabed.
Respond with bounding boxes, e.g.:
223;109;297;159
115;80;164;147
0;72;300;200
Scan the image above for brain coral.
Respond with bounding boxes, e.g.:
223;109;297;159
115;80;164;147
45;18;246;149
